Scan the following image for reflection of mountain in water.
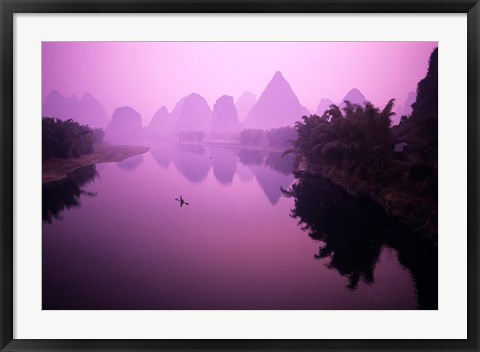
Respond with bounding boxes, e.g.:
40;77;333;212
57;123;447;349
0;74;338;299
285;175;437;309
149;143;294;202
117;154;144;170
238;149;294;205
150;143;211;183
250;165;294;205
236;163;254;182
43;165;98;224
150;143;175;169
174;144;211;183
210;147;237;184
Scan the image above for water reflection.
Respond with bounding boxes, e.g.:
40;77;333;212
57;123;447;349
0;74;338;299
175;144;211;183
265;153;295;175
43;143;436;309
285;174;438;309
237;149;265;165
211;147;237;184
42;165;98;224
149;143;295;202
117;154;144;170
250;165;294;205
150;143;174;169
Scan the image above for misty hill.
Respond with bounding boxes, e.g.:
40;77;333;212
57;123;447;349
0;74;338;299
235;91;257;122
244;71;309;129
315;98;334;116
43;90;109;128
339;88;367;109
210;95;241;135
145;106;175;139
104;106;143;144
393;92;416;125
174;93;212;133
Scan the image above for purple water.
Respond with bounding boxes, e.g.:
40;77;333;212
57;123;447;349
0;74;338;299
42;143;430;310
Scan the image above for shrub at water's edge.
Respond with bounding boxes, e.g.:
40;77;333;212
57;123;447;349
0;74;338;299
42;117;149;184
42;117;105;159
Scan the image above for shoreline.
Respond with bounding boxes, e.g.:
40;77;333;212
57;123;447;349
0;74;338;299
294;165;437;242
167;140;287;153
42;144;150;185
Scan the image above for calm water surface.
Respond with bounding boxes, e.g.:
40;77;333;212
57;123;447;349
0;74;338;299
42;142;437;309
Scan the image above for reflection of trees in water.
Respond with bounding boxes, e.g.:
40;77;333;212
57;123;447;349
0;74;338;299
236;149;265;166
236;149;294;175
285;175;437;309
177;144;206;154
42;165;98;224
117;154;144;170
265;152;294;175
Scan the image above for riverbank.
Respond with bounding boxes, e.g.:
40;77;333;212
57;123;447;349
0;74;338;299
295;161;437;242
174;140;286;153
43;143;150;184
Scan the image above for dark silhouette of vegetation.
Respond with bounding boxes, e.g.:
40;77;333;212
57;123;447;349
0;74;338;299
393;47;438;161
292;99;395;181
289;48;438;237
42;117;104;160
265;126;297;147
284;174;437;309
177;130;205;142
42;165;98;224
238;128;264;145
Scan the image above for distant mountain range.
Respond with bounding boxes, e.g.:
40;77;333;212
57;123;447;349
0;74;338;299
43;90;109;128
315;88;367;116
44;72;416;140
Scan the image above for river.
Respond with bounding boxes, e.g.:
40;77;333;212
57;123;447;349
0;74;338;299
42;142;437;310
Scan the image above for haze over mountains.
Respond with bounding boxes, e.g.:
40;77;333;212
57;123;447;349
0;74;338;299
104;106;143;143
43;71;417;141
243;71;309;129
236;92;257;122
43;90;109;128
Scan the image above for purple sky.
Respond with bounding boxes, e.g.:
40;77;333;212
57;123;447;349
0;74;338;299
42;42;437;124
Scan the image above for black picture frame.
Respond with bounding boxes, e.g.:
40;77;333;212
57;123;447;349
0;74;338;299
1;0;478;351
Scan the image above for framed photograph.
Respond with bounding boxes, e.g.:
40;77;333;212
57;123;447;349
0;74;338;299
1;1;478;351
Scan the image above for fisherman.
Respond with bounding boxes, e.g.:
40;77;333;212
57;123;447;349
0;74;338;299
175;195;189;207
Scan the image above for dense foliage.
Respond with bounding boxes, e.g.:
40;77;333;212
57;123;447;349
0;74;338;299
288;47;438;237
177;130;205;142
265;126;297;147
238;128;264;145
292;99;395;183
42;117;104;160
